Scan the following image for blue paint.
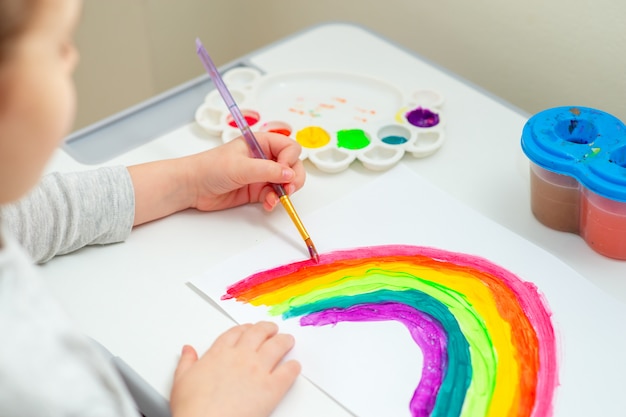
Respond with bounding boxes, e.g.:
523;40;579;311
382;135;409;145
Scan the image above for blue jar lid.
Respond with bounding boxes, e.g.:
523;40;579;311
521;106;626;202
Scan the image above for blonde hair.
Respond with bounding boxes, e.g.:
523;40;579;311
0;0;39;64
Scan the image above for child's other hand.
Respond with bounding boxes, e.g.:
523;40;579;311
189;132;305;212
170;321;301;417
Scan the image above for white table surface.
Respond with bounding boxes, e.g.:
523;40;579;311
40;22;626;416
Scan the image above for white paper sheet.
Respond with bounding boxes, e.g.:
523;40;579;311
190;164;626;417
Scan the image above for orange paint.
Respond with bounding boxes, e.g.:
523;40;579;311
580;188;626;259
288;108;305;115
270;128;291;136
259;121;292;137
223;246;558;417
356;107;376;115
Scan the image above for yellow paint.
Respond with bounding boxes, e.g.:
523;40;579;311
296;126;331;149
250;261;521;417
395;107;408;123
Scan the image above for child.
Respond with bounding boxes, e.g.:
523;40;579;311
0;0;302;416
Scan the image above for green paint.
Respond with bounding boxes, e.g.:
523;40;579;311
287;289;472;417
268;269;497;417
337;129;370;150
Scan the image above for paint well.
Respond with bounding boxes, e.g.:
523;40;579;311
378;125;411;145
406;107;440;128
337;129;371;150
260;121;292;137
226;109;260;128
382;135;408;145
296;126;331;148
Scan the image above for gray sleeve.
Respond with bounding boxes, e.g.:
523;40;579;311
0;166;135;264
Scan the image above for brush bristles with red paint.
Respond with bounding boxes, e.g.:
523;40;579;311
306;238;320;263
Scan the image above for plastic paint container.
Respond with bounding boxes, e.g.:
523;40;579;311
521;106;626;260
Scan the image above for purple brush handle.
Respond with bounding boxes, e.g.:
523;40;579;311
195;38;285;198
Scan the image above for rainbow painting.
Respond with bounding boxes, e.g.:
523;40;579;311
222;244;559;417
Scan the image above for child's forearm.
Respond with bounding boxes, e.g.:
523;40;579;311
128;158;195;226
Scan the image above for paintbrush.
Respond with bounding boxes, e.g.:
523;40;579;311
195;38;319;263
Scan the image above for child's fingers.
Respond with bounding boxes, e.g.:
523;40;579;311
173;344;198;380
257;132;303;164
236;321;279;351
271;359;302;390
210;323;252;351
259;185;278;211
235;158;294;189
257;333;296;370
261;183;297;212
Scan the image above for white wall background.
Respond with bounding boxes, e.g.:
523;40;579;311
73;0;626;129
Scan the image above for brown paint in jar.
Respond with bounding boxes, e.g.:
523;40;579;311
580;187;626;259
529;163;580;233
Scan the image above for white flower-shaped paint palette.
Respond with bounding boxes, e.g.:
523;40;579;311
195;67;445;173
